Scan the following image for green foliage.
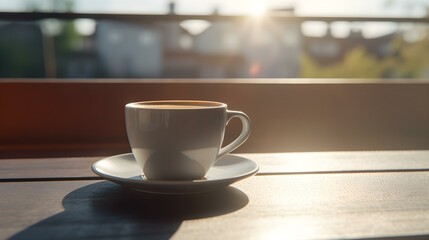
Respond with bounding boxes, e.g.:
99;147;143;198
300;46;385;78
300;34;429;79
387;36;429;78
54;21;80;55
52;0;79;55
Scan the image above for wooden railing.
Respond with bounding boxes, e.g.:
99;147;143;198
1;79;429;158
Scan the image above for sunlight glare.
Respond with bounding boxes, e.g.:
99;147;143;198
248;2;267;18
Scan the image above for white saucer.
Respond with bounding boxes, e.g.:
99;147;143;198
92;153;259;194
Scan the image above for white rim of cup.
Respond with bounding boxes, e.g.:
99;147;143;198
125;100;227;110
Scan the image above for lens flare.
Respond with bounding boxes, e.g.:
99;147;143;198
248;2;267;18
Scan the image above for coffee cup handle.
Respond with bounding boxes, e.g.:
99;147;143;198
217;110;251;159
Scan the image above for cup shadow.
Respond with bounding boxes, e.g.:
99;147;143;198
10;181;249;240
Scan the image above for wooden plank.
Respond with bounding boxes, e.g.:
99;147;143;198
2;172;429;239
1;151;429;180
251;150;429;174
0;156;102;180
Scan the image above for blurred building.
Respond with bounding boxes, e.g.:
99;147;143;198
95;21;163;77
62;48;99;78
242;18;301;78
159;3;301;78
193;7;301;78
304;26;397;66
93;4;301;78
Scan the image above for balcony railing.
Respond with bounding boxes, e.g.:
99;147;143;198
1;11;429;23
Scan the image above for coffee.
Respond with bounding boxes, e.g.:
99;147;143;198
133;104;207;109
125;100;251;180
128;101;224;109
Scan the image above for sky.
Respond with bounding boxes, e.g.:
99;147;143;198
1;0;429;38
1;0;428;16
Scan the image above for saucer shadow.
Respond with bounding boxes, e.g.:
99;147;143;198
10;181;249;240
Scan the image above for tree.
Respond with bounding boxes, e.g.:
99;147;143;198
300;46;386;78
300;34;429;79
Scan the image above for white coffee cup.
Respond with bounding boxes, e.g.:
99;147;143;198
125;100;251;180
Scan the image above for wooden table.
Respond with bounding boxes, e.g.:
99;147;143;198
2;151;429;239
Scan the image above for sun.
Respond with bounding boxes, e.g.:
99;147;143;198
248;2;267;18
